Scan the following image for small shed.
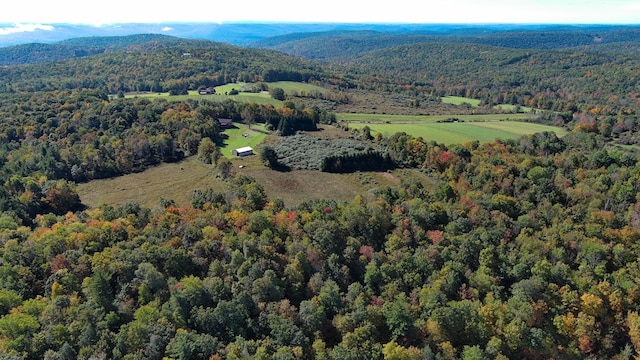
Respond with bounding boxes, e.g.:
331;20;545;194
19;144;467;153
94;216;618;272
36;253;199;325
232;146;254;157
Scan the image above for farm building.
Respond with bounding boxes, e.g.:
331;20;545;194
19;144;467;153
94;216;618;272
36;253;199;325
216;118;233;128
232;146;254;157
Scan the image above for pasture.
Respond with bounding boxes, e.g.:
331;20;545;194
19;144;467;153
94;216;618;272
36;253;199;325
347;118;567;145
124;81;325;106
76;155;432;209
494;104;534;113
267;81;327;95
77;156;227;208
441;96;481;106
127;90;282;105
337;112;532;123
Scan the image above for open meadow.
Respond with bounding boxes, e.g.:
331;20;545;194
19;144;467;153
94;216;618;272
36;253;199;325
124;81;326;105
219;123;269;156
76;144;433;209
348;120;567;145
441;96;481;106
337;112;532;123
78;112;568;208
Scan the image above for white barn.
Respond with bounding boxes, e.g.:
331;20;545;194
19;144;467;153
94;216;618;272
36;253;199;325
232;146;254;157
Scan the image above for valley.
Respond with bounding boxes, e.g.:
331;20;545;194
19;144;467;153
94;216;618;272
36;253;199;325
0;24;639;360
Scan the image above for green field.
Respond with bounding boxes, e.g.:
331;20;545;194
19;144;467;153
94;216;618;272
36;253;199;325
349;120;567;145
125;81;325;106
220;123;269;156
267;81;327;95
440;96;536;113
441;96;481;106
494;104;534;113
337;112;532;123
127;90;282;105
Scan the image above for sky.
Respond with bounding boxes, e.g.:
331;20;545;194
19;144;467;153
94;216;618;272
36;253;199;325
1;0;639;27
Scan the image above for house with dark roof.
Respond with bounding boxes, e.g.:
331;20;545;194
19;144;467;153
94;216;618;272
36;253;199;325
216;118;233;129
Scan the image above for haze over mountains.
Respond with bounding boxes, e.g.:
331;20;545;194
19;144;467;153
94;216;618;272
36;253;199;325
2;22;640;67
3;22;640;48
0;23;444;47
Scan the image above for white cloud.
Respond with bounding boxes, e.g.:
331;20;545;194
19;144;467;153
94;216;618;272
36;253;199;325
161;26;174;31
0;23;55;35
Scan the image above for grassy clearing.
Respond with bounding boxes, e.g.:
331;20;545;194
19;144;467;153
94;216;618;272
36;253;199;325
77;156;226;209
78;122;268;208
77;155;433;209
494;104;534;113
268;81;327;94
220;123;269;156
337;112;532;123
349;121;567;145
76;121;438;209
127;90;282;106
435;96;536;113
613;143;640;151
125;80;325;105
441;96;481;106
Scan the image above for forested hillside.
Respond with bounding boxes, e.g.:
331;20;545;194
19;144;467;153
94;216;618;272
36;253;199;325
250;26;640;59
340;42;640;118
0;28;640;359
0;42;326;93
0;34;211;66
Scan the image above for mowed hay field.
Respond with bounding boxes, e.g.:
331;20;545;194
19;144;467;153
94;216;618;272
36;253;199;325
337;112;532;123
350;121;567;145
124;81;326;105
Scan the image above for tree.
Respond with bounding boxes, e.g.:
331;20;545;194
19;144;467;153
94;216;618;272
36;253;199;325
260;145;281;169
383;293;415;342
270;87;286;101
216;159;234;180
44;180;82;215
240;107;256;129
196;138;218;165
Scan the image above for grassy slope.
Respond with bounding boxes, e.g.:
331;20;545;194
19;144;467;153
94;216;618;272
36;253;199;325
267;81;327;94
77;156;226;209
441;96;481;106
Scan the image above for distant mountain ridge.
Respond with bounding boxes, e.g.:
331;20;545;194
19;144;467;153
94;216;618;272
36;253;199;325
248;25;640;60
0;22;446;48
5;22;638;49
0;34;217;66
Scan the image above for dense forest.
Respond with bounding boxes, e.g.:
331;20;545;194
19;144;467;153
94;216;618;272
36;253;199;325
0;27;640;359
1;130;640;359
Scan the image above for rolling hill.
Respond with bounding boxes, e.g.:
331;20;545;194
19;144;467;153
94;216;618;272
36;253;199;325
0;36;327;93
248;25;640;59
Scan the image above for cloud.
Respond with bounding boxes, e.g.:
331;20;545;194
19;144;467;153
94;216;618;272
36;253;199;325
161;26;174;31
0;23;55;35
